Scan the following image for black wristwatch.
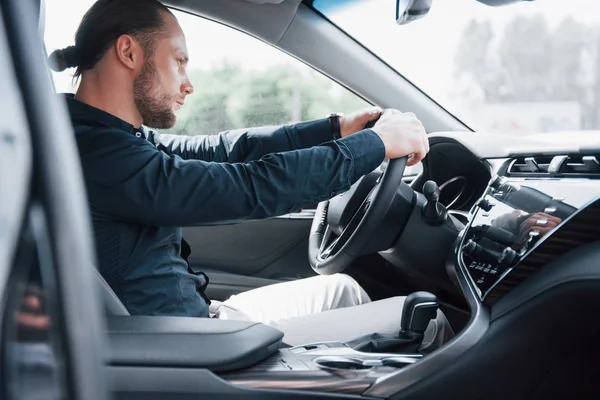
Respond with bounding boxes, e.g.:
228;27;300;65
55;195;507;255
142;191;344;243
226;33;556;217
326;112;344;140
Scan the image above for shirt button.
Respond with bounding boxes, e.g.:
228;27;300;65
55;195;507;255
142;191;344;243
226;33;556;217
135;132;142;138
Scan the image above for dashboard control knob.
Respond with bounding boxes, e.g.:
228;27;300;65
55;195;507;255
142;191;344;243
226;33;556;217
489;175;506;190
422;180;447;225
499;247;519;267
462;239;502;265
462;239;478;256
477;198;495;212
472;225;516;246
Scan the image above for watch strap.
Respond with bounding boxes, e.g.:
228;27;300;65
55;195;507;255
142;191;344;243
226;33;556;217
327;113;342;140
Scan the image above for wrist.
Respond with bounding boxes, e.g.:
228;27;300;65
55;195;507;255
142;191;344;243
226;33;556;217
326;112;344;140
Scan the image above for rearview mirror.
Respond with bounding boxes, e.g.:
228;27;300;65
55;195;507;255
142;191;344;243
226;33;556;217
396;0;432;25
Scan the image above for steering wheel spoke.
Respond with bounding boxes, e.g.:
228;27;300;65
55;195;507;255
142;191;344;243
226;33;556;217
309;156;410;275
320;195;372;260
320;235;340;260
318;225;335;258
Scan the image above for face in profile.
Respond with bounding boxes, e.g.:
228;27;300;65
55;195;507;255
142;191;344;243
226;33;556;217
133;11;194;129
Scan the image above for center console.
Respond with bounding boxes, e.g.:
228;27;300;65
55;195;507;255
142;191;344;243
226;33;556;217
107;292;440;396
221;290;440;394
222;341;421;394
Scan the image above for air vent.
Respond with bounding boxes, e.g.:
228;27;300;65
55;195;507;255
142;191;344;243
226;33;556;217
507;155;600;178
560;155;600;176
507;156;554;174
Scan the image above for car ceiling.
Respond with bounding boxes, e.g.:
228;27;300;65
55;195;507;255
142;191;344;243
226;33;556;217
164;0;302;45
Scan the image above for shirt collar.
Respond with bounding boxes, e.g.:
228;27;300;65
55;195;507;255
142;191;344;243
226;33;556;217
64;93;138;135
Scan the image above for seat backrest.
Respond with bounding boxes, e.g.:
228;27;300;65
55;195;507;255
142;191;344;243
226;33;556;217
94;269;130;315
36;0;129;317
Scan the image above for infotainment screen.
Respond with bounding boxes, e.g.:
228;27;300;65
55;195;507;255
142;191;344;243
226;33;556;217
461;176;600;299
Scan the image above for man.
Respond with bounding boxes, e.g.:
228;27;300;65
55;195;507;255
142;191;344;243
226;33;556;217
49;0;451;348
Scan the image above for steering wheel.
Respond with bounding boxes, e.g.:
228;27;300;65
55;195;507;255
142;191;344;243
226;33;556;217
308;156;408;275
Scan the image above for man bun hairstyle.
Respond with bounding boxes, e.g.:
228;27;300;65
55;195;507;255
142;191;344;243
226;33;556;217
48;45;79;72
47;0;173;76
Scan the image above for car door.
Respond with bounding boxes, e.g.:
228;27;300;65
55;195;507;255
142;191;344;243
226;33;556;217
1;0;108;398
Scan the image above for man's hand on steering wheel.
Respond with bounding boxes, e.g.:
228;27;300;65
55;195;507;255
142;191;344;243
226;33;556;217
340;107;428;165
369;109;429;165
309;108;430;275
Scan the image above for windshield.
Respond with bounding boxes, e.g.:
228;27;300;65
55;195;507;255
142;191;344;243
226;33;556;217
315;0;600;136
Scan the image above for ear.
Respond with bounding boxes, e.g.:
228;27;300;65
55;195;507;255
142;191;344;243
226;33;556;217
114;34;144;72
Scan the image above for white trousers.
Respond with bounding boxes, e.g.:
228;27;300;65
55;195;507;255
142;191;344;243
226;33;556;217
209;274;453;350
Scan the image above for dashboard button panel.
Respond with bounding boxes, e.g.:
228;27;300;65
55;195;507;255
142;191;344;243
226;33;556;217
458;174;600;303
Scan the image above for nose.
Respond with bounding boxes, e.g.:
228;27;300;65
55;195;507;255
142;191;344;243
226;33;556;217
182;76;194;96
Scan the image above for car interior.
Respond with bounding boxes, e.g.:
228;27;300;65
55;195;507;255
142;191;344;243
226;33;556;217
2;0;600;399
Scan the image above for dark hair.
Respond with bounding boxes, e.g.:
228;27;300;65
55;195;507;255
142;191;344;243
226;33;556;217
47;0;173;77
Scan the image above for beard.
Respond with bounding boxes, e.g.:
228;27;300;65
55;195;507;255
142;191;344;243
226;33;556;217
133;59;177;129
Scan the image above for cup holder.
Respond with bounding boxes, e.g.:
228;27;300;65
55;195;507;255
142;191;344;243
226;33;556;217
380;356;414;369
313;356;373;371
313;355;416;371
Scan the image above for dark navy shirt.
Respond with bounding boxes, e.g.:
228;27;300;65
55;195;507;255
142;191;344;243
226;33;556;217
66;95;385;317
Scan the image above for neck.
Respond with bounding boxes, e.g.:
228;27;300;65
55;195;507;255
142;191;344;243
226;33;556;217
75;69;143;128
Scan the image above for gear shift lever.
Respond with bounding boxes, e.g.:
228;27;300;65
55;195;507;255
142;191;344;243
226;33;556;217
400;291;439;336
348;291;439;354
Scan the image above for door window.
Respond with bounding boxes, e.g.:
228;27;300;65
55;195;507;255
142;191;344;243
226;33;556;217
44;1;371;135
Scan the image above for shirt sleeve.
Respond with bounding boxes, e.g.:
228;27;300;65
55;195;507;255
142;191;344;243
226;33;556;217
81;128;385;227
146;119;334;163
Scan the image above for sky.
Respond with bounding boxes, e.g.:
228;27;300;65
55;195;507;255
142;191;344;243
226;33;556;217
322;0;600;108
43;0;600;129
